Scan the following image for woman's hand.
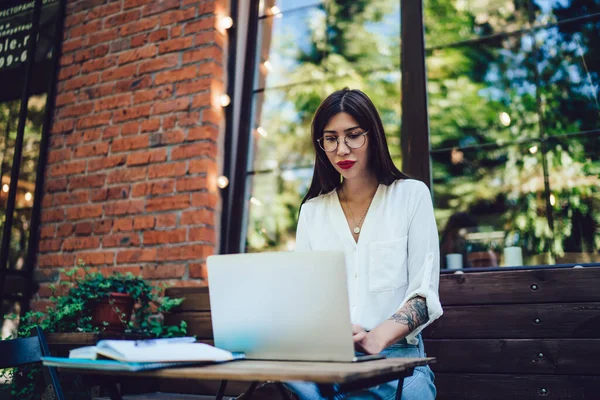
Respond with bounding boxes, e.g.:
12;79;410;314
352;324;384;355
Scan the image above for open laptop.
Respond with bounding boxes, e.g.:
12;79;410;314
206;251;384;362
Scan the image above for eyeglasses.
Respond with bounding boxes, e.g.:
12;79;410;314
317;131;368;152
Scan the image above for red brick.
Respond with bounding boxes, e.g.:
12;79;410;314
141;264;186;279
75;221;93;235
158;37;194;54
162;115;177;130
189;158;218;174
94;220;113;234
46;178;68;192
76;112;112;129
62;37;85;53
191;91;211;108
95;94;132;111
87;29;120;46
124;0;153;9
148;162;187;179
126;149;167;166
65;13;86;28
153;98;190;115
57;65;81;81
88;155;127;172
81;56;117;74
202;107;222;125
59;53;74;67
66;129;102;146
176;176;207;192
120;17;159;36
69;174;106;189
94;185;130;202
140;118;161;132
47;149;71;164
107;167;147;184
134;216;155;230
39;239;62;252
150;130;185;145
49;160;86;177
117;249;157;264
104;200;145;216
55;92;78;107
156;244;211;261
159;8;196;26
142;0;179;17
155;66;196;85
105;10;141;28
103;234;141;248
178;112;201;126
172;143;215;160
53;192;89;206
40;225;56;239
101;64;138;82
57;223;74;237
195;30;224;48
170;25;183;37
66;204;104;220
195;61;223;77
185;17;215;34
156;213;177;227
189;227;215;243
74;142;110;158
115;76;152;93
181;209;213;225
114;218;134;232
132;85;173;104
143;229;186;245
110;37;131;53
121;122;140;136
102;126;122;139
175;78;211;96
79;82;117;101
63;74;100;91
188;125;218;141
148;29;169;42
191;192;218;208
63;237;100;251
112;105;152;122
70;20;103;38
77;251;115;266
146;194;190;212
59;103;94;118
50;119;75;134
130;33;149;48
37;254;75;268
111;135;149;153
189;262;208;279
117;45;157;65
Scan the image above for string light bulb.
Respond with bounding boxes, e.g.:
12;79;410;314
256;126;267;137
499;111;511;126
220;94;231;107
2;184;8;193
549;194;556;206
270;5;282;17
529;145;538;154
25;192;32;201
263;60;273;71
219;16;233;30
217;175;229;189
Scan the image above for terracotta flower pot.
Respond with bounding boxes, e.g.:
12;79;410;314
91;292;134;333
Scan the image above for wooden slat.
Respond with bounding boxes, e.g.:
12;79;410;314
165;287;210;312
59;357;435;384
424;303;600;339
164;311;212;339
438;267;600;305
424;339;600;375
434;373;600;400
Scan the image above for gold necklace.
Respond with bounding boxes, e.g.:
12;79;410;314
341;186;377;234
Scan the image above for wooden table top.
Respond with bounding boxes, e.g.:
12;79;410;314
60;357;435;384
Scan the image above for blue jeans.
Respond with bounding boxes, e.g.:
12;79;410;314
284;335;436;400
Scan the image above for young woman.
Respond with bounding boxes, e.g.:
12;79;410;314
288;88;443;399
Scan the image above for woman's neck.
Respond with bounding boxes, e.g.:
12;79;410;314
339;173;379;204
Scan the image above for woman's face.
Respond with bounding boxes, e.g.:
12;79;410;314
321;112;370;180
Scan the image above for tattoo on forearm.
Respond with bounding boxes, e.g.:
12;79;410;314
388;297;429;332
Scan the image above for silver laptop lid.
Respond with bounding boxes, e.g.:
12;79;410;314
206;251;357;362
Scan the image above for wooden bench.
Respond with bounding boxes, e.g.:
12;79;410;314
423;266;600;399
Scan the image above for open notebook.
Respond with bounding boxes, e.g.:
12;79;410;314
42;337;245;372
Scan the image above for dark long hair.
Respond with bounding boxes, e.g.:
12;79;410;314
301;88;408;205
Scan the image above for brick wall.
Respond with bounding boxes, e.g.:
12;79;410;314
34;0;228;310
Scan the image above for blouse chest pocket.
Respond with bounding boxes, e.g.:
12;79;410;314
368;236;409;291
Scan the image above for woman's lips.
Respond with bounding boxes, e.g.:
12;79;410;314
337;161;356;170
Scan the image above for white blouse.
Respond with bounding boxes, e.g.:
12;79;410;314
295;179;443;345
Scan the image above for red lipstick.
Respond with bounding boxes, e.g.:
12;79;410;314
337;160;356;170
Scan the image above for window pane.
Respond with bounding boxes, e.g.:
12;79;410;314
245;169;313;252
433;143;549;269
326;0;400;74
0;100;20;249
428;32;541;150
536;21;600;135
255;6;327;90
546;134;600;264
7;94;46;271
259;0;324;17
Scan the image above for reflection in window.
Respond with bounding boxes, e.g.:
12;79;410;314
245;0;403;252
426;1;600;268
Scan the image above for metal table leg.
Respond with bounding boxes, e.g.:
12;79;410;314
242;381;259;399
216;379;228;400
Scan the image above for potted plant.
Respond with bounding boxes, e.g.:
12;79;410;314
1;263;188;399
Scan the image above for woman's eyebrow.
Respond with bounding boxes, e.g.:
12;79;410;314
323;126;361;134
